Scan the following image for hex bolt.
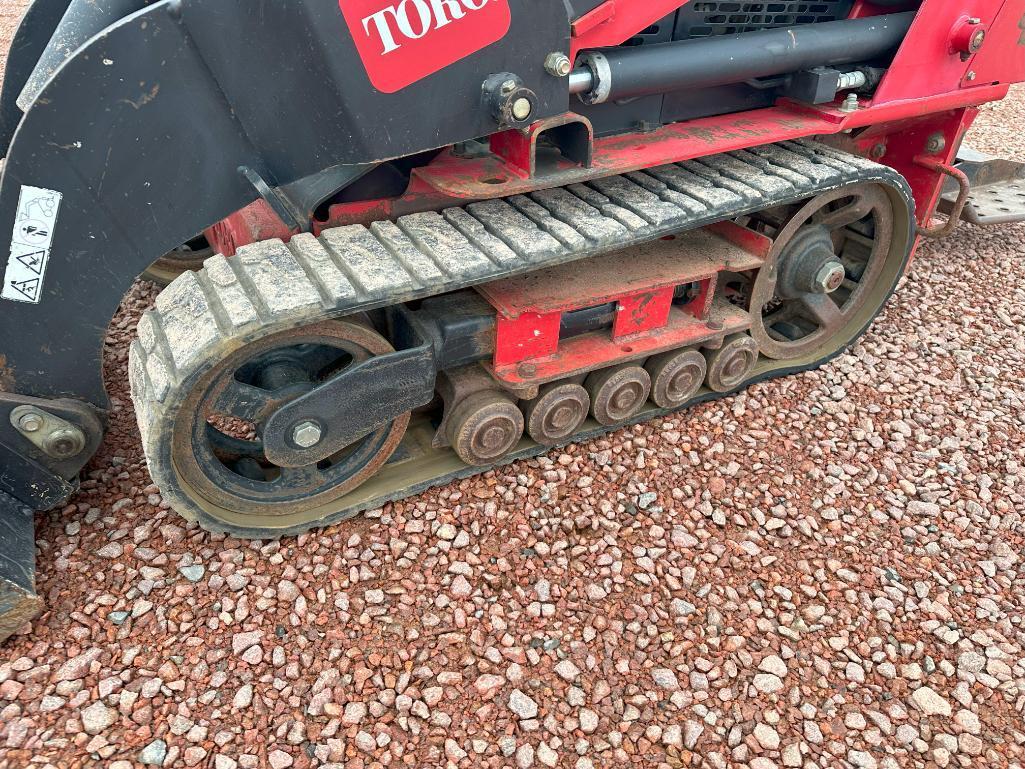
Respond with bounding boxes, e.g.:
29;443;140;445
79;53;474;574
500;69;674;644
42;426;86;460
812;262;847;294
512;97;533;121
292;420;323;449
18;411;44;433
544;52;572;78
839;93;859;113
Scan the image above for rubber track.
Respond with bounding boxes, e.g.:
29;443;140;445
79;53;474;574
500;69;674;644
129;140;908;534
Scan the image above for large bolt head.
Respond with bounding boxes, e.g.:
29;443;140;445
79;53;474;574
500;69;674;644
42;426;86;459
511;97;533;121
292;420;323;449
969;28;986;53
812;261;847;294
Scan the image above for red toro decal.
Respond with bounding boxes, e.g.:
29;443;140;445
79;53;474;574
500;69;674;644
340;0;512;94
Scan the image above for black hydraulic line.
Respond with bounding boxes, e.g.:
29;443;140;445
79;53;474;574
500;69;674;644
574;12;916;103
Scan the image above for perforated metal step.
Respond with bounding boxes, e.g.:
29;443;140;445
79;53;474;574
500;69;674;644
957;180;1025;226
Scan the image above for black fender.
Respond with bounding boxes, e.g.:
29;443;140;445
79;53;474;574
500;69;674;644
0;0;73;156
0;0;569;412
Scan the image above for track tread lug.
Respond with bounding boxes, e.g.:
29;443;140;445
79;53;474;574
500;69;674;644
586;174;687;227
462;199;565;262
286;233;360;305
234;239;323;317
397;211;496;276
202;255;262;330
320;224;418;297
647;163;746;210
152;270;223;374
695;154;795;198
528;186;629;244
785;139;867;173
565;183;649;231
624;170;710;217
441;208;526;267
745;143;845;186
726;149;813;187
506;195;590;250
369;220;449;285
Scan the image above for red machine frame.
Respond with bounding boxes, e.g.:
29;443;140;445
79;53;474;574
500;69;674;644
206;0;1024;317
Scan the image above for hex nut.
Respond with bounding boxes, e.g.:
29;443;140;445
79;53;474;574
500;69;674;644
544;52;572;78
812;262;847;294
292;421;323;449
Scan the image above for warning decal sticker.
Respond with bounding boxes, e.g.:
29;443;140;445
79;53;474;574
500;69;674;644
2;186;62;304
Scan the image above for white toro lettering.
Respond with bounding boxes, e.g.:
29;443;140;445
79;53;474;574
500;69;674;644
361;0;490;54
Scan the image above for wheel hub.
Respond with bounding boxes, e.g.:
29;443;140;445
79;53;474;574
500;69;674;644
775;225;845;299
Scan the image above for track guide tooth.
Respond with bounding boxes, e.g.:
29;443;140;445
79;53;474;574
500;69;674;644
129;139;914;537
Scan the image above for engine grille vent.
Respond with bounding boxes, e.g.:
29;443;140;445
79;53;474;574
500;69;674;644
675;2;855;38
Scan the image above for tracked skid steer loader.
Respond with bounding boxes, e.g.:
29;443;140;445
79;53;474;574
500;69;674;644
2;0;1024;640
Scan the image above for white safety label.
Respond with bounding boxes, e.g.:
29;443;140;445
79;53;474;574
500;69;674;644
2;185;63;304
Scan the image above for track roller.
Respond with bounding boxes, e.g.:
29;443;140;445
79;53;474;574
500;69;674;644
704;335;759;393
523;382;590;446
586;364;652;426
646;348;707;408
447;391;524;466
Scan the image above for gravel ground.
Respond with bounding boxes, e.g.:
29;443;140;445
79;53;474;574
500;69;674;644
2;6;1025;769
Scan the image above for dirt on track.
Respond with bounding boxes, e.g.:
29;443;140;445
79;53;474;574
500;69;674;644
2;5;1025;769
